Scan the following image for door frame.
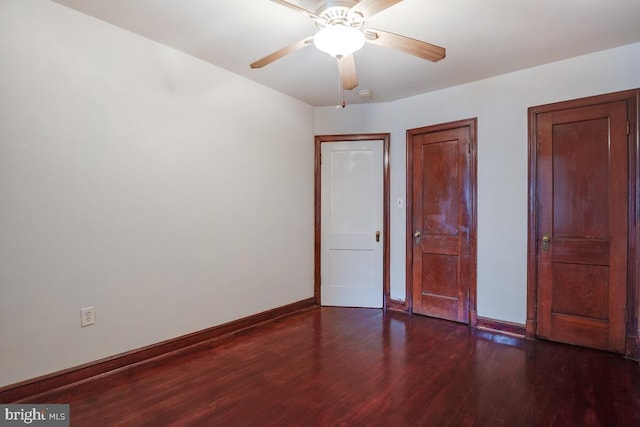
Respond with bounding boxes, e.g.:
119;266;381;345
314;133;391;308
527;89;640;358
405;118;478;324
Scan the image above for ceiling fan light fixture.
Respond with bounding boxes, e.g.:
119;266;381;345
314;24;365;58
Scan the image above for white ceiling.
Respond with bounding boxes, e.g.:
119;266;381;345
51;0;640;107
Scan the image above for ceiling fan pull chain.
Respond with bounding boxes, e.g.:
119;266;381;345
337;76;346;109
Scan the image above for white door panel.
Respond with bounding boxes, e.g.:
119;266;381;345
321;140;383;308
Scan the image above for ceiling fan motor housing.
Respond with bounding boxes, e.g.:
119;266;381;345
315;3;364;29
312;2;366;58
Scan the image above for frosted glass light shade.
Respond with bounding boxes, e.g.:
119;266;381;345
314;25;365;58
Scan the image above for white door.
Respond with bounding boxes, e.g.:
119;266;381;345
321;140;383;308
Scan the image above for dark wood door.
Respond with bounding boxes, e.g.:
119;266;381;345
408;120;476;323
534;100;629;352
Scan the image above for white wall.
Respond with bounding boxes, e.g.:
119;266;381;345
316;41;640;324
0;0;315;387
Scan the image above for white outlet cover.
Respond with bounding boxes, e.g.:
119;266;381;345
80;306;95;327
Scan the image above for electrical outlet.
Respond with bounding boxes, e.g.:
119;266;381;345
80;306;95;327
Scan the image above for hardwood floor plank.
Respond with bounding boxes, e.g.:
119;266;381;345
20;307;640;426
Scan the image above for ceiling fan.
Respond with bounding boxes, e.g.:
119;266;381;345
250;0;446;95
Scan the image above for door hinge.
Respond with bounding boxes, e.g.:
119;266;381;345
319;153;322;165
628;121;631;136
625;308;629;322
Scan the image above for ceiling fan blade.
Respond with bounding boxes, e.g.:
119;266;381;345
270;0;320;20
338;54;358;90
350;0;404;18
364;29;446;62
250;36;314;68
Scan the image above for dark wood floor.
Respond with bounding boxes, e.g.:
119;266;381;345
26;307;640;426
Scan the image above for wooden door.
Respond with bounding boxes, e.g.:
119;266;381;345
408;119;476;323
320;140;384;308
532;97;630;352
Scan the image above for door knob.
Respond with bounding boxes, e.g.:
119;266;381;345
542;235;550;251
414;230;421;244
